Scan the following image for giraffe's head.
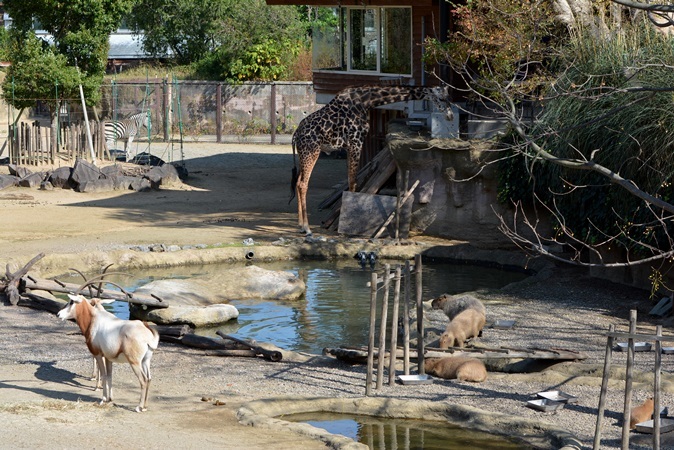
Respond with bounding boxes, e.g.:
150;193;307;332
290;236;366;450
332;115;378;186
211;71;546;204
427;85;454;122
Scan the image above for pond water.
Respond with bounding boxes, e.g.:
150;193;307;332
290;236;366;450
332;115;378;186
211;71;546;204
282;411;530;450
76;259;528;355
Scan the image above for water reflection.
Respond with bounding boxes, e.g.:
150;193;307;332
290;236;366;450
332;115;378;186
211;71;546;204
284;412;528;449
63;259;528;354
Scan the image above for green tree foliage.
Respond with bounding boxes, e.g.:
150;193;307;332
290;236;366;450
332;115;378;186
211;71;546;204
509;23;674;253
3;0;135;112
129;0;307;81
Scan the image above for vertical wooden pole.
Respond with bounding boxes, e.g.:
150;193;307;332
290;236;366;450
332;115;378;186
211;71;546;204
216;83;222;144
377;264;391;390
366;271;377;396
593;324;615;450
389;265;401;386
403;260;411;375
654;324;662;449
415;254;424;375
621;310;637;450
270;83;277;145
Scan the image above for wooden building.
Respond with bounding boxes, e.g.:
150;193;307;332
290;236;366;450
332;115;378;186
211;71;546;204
265;1;460;161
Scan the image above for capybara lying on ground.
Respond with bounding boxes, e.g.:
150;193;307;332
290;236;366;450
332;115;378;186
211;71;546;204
431;293;486;321
630;397;655;429
424;356;487;382
438;308;485;348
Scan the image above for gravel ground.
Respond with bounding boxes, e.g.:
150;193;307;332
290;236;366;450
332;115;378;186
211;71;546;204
2;263;673;449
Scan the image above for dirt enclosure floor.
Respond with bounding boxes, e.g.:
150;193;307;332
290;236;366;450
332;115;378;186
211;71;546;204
0;142;673;449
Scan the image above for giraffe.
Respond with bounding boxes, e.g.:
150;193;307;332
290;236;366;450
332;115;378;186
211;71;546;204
289;85;453;235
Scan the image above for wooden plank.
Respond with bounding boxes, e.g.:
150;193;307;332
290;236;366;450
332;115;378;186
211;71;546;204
373;179;419;238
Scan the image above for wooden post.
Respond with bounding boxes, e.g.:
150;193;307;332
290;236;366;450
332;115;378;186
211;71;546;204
654;324;662;449
376;264;391;389
216;83;222;143
415;254;424;375
388;265;401;386
366;271;377;396
593;324;615;450
270;83;277;145
621;310;637;450
403;260;411;375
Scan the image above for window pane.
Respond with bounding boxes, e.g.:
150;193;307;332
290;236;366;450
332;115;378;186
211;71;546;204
350;9;377;71
312;8;343;70
381;8;411;74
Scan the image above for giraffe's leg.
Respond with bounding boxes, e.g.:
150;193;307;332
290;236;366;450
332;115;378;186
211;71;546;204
296;150;319;235
346;145;362;192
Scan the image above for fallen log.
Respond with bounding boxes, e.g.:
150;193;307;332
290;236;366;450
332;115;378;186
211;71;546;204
22;276;168;308
216;331;283;362
205;349;258;358
3;253;45;305
323;345;587;365
180;333;248;350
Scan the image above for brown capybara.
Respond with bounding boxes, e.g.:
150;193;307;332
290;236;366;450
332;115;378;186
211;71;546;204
424;356;487;382
431;293;486;321
438;308;486;348
630;397;655;429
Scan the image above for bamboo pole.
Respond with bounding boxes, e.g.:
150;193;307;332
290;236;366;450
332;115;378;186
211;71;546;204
366;271;377;396
415;254;424;375
388;265;401;386
654;324;662;449
621;310;637;450
376;264;391;389
593;324;615;450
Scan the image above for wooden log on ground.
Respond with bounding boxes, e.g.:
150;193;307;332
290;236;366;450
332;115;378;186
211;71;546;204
216;331;283;362
179;333;248;350
22;276;168;308
3;253;45;305
205;349;259;358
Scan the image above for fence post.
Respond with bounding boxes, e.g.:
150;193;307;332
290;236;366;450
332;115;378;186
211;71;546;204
163;78;170;143
270;83;277;145
216;83;222;143
415;254;424;375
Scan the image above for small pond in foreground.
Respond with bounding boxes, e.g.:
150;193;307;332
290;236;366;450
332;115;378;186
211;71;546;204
84;259;528;355
283;412;528;450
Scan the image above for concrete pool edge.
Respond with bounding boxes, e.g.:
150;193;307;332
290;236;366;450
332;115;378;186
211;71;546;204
237;396;581;450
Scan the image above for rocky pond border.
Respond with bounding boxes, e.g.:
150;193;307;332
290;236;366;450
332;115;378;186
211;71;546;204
237;396;582;450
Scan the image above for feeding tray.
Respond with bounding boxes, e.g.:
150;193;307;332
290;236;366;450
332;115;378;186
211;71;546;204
407;120;424;131
397;374;433;385
617;342;652;352
526;399;565;412
635;418;674;434
537;390;578;404
492;320;516;330
662;347;674;354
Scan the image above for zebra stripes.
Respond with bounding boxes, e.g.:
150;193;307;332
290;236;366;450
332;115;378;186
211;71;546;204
104;112;150;158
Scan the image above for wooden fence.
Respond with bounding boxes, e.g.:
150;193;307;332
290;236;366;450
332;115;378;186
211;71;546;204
9;120;109;166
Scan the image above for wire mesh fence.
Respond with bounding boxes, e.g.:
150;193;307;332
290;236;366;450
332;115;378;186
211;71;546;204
5;80;317;166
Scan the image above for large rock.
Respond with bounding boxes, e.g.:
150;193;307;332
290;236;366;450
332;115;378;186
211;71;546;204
71;158;100;187
134;266;306;303
132;303;239;327
0;174;19;190
205;265;306;300
48;166;73;189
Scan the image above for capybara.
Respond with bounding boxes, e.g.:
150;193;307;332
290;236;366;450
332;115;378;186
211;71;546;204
630;397;655;429
431;293;486;321
424;356;487;382
438;308;485;348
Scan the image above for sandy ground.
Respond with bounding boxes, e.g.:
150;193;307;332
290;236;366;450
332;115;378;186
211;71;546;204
0;142;673;449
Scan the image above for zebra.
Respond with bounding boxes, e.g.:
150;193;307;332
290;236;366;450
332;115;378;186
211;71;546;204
104;111;151;161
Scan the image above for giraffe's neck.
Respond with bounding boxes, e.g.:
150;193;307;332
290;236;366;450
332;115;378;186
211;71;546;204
344;86;436;109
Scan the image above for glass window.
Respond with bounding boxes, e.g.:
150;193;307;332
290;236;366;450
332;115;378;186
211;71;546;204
381;8;411;74
312;7;411;76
